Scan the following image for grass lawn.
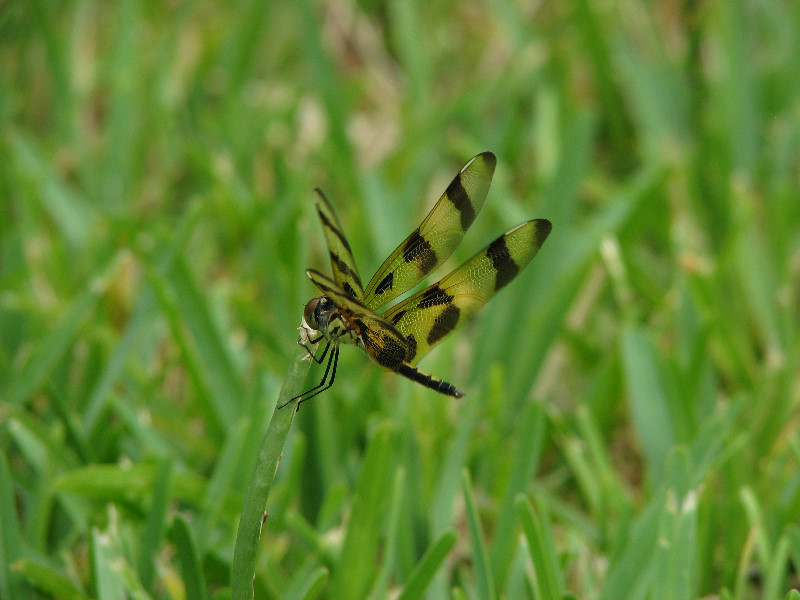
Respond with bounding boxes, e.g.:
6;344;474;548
2;1;800;599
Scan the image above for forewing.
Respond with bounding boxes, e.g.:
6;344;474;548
306;269;368;316
313;189;365;300
363;152;497;310
383;219;552;365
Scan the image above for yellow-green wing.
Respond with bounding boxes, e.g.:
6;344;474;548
382;219;552;365
362;152;497;311
312;189;365;301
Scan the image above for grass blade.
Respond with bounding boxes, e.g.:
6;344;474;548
11;559;91;600
333;424;396;600
397;529;458;600
462;469;497;600
137;459;173;591
0;452;25;600
621;327;675;481
515;494;563;600
230;343;312;600
169;514;208;600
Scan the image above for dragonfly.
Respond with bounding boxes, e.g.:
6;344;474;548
281;152;551;409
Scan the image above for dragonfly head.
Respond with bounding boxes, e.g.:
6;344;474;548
304;296;334;332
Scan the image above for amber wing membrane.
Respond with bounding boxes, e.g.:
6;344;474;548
382;219;552;365
362;152;497;311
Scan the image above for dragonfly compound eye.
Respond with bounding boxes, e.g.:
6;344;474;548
303;297;322;329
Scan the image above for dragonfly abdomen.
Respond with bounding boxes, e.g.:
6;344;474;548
397;364;464;398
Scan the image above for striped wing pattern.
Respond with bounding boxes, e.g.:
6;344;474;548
383;219;552;365
363;152;497;311
313;188;365;300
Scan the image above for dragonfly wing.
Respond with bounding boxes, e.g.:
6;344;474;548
313;189;365;300
363;152;496;310
383;219;552;364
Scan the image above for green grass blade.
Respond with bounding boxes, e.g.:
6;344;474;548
8;132;91;245
431;393;481;533
169;514;208;600
462;469;497;600
651;448;698;600
11;559;91;600
489;401;547;585
230;343;311;600
196;419;250;548
427;391;483;600
764;535;790;600
145;264;228;436
597;493;663;600
102;0;141;209
53;463;208;507
515;494;563;600
167;256;245;427
0;452;25;600
82;206;199;432
294;566;329;600
739;486;771;575
369;467;407;600
332;423;396;600
387;2;428;108
506;164;666;403
787;526;800;587
621;327;675;481
90;523;125;600
397;529;458;600
137;459;173;591
4;264;109;407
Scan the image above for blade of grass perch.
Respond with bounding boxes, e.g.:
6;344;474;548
231;341;313;600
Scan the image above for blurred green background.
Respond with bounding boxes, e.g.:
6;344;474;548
2;1;800;599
